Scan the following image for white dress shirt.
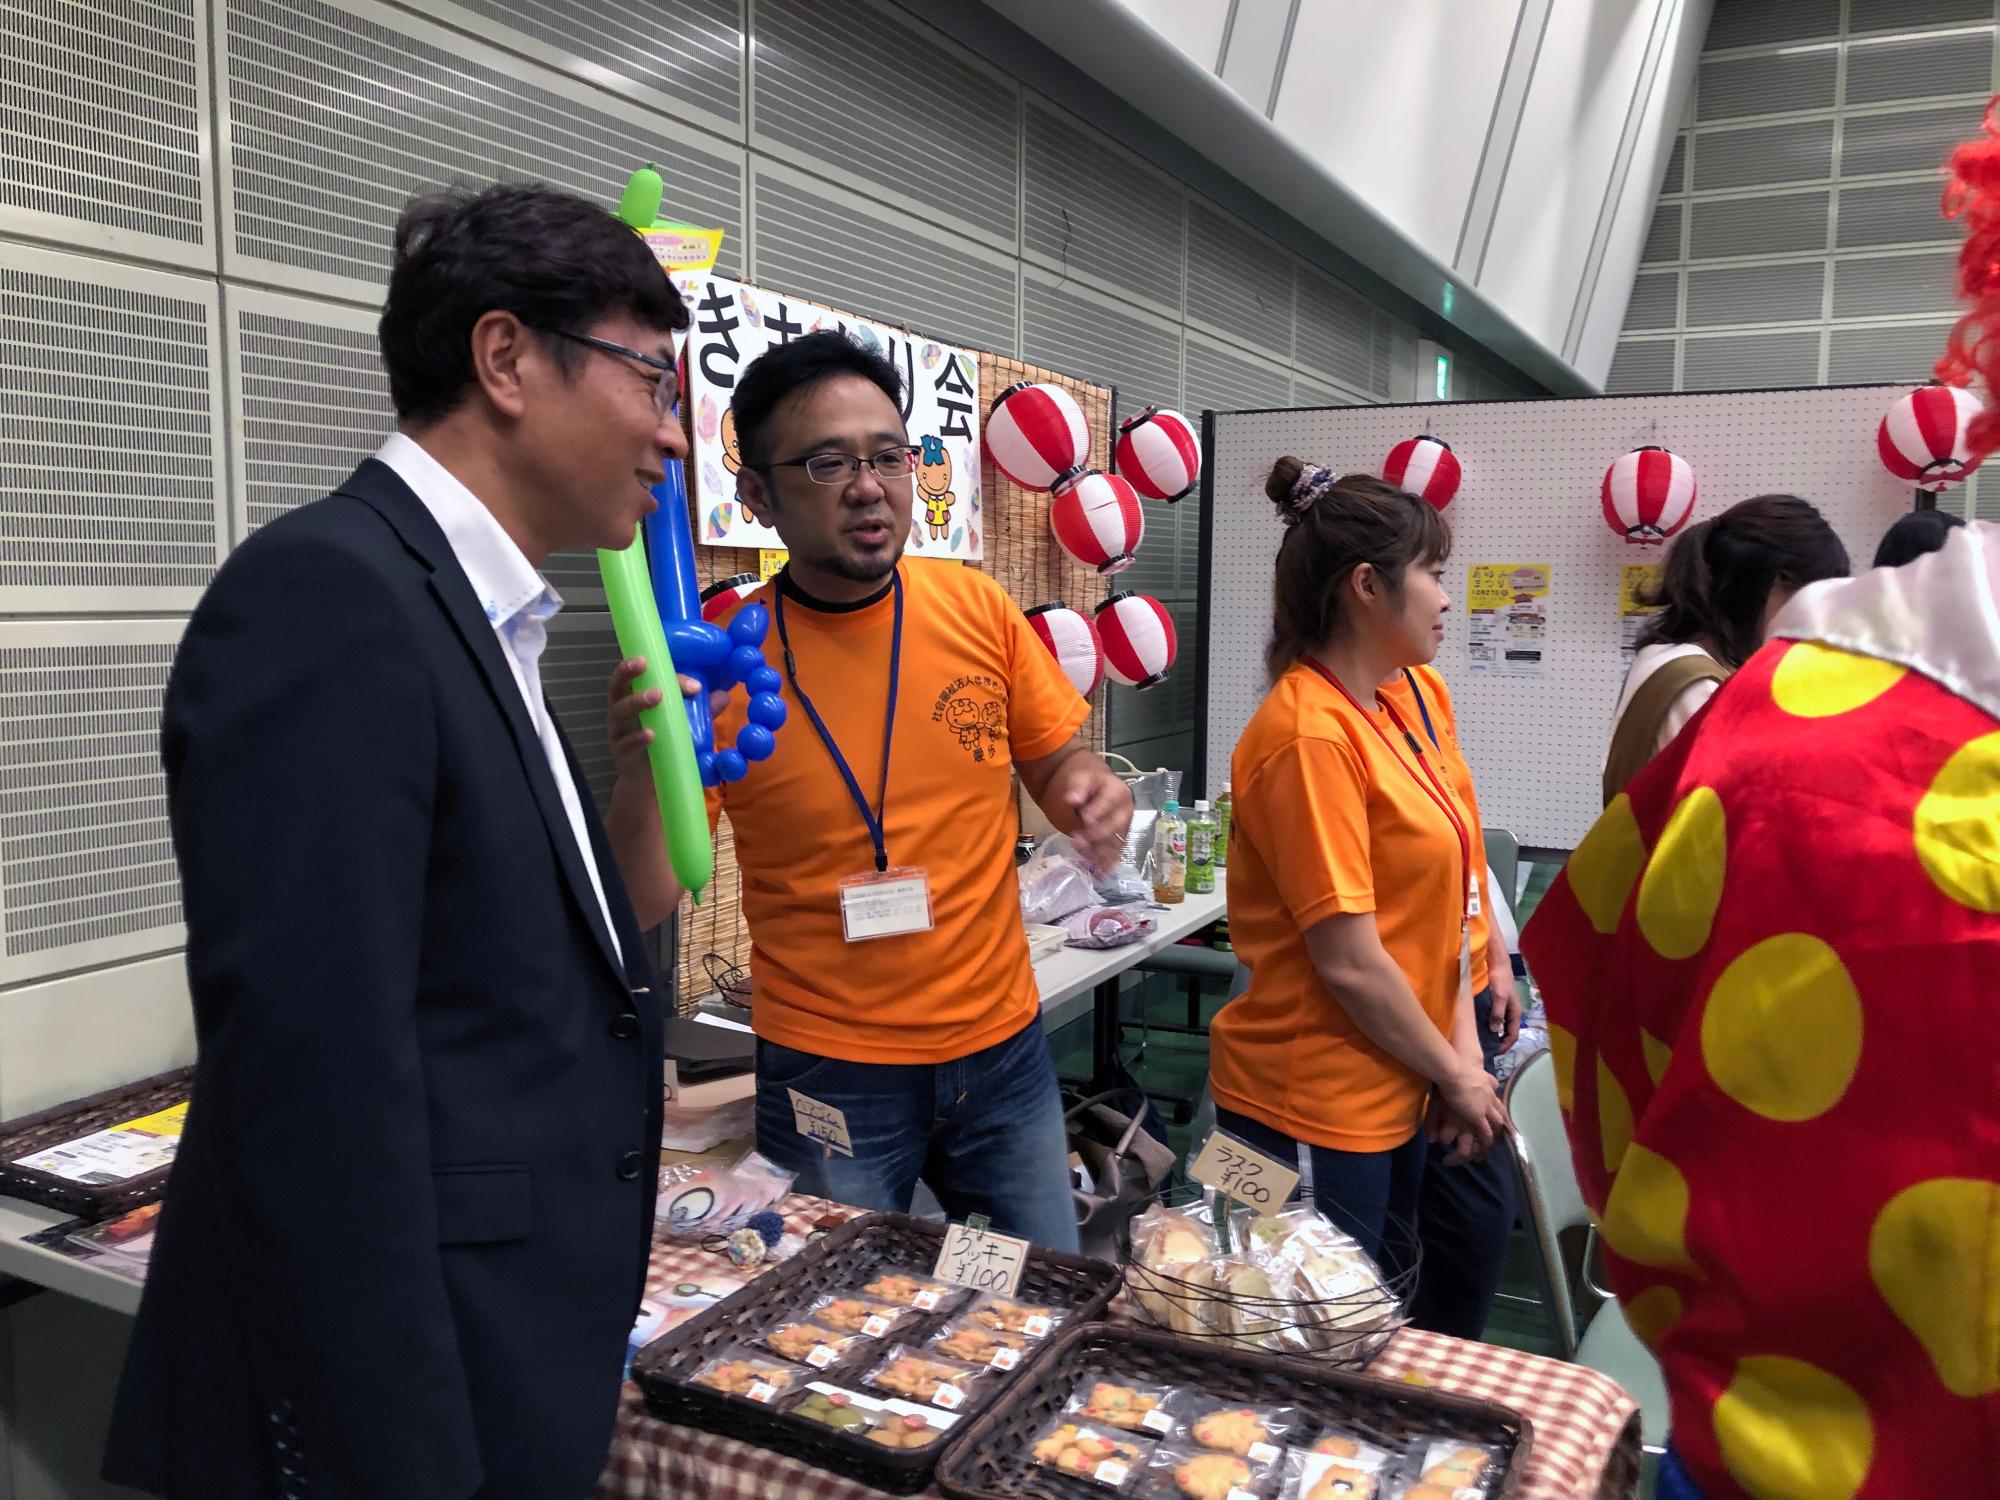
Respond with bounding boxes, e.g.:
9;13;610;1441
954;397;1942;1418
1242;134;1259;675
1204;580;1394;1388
374;432;623;965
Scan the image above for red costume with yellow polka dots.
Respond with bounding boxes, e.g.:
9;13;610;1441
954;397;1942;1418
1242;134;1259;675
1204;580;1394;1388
1523;524;2000;1498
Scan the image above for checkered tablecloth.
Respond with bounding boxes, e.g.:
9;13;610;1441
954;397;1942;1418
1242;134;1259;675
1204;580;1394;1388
596;1197;1642;1500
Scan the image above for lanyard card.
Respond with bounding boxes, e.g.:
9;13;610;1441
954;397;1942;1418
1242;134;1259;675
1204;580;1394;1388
839;867;934;942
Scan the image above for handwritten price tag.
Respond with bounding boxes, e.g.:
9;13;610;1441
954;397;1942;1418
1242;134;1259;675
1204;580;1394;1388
1189;1129;1301;1213
788;1090;854;1157
932;1219;1029;1298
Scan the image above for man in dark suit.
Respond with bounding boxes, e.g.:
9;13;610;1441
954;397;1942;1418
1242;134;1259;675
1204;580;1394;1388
104;183;699;1499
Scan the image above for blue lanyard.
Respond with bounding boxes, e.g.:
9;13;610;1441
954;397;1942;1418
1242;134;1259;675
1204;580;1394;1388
774;570;903;873
1402;668;1440;750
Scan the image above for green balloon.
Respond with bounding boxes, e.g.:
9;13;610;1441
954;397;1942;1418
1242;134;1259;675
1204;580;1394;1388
618;163;664;231
598;527;712;900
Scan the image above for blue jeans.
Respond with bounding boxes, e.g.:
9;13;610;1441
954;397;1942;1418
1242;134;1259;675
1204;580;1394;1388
1211;1107;1426;1283
1409;988;1518;1339
754;1018;1081;1253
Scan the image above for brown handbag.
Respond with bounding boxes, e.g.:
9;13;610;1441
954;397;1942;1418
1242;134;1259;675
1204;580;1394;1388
1603;652;1727;805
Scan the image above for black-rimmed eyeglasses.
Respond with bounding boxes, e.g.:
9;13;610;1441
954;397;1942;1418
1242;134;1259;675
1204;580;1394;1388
759;446;922;486
552;330;679;417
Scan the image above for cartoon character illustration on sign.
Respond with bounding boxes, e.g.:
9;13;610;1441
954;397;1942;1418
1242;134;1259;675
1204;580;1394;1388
720;406;743;476
917;435;955;541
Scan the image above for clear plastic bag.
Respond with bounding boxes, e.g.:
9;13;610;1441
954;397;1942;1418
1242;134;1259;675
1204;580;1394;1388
857;1345;995;1412
685;1346;802;1404
1064;1378;1190;1437
1143;1439;1281;1498
926;1319;1033;1371
1018;840;1102;923
1029;1418;1154;1490
806;1293;919;1341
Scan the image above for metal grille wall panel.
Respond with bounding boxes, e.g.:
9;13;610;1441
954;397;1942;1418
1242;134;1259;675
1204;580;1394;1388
1621;7;1995;391
1023;98;1184;314
2;0;212;267
224;288;393;538
1021;273;1182;416
0;243;225;610
0;623;185;985
751;0;1019;247
410;0;745;133
220;0;745;301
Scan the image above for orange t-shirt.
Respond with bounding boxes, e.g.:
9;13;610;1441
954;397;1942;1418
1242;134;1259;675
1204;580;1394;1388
708;560;1088;1064
1378;666;1494;993
1208;662;1472;1150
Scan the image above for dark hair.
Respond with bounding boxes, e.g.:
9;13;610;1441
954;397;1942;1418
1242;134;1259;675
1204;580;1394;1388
1873;507;1965;568
1638;494;1849;668
730;330;904;469
378;183;688;427
1265;457;1451;680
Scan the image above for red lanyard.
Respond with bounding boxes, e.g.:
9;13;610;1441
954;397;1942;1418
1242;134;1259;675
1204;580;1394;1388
1300;658;1472;924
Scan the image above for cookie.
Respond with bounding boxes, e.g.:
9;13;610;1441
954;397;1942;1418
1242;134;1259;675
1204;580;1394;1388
867;1354;974;1405
1076;1381;1164;1431
690;1356;794;1399
1190;1407;1270;1456
970;1297;1058;1336
862;1272;953;1309
933;1324;1028;1365
817;1297;895;1333
1307;1466;1376;1499
1174;1451;1251;1500
763;1322;847;1364
866;1411;944;1450
793;1390;870;1434
1313;1435;1363;1458
1030;1423;1144;1482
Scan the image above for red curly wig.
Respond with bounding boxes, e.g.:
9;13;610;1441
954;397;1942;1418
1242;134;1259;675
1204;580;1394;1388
1937;96;2000;456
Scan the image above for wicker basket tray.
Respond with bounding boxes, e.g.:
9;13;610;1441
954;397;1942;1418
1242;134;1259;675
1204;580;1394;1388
633;1212;1123;1494
0;1070;192;1221
933;1321;1533;1499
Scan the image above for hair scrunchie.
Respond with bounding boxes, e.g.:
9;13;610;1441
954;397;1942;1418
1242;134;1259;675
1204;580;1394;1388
1279;463;1338;525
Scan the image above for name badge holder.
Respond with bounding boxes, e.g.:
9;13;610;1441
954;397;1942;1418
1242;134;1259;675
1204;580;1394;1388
777;574;935;944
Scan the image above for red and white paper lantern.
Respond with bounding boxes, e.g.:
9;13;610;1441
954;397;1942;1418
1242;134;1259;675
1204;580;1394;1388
1115;406;1201;501
1382;435;1462;510
987;381;1090;492
699;573;761;623
1601;446;1697;544
1050;469;1145;575
1877;383;1984;491
1095;592;1177;690
1024;603;1103;697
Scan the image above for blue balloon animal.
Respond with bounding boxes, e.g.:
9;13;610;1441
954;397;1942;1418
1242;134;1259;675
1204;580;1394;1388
643;452;787;786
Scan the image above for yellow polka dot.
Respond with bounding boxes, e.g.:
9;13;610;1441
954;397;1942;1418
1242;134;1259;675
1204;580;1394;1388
1868;1177;2000;1398
1641;1030;1673;1087
1636;786;1727;960
1598;1057;1635;1174
1713;1356;1874;1500
1623;1285;1683;1352
1568;794;1648;934
1548;1023;1577;1114
1914;732;2000;914
1700;934;1862;1123
1600;1143;1696;1272
1770;640;1908;719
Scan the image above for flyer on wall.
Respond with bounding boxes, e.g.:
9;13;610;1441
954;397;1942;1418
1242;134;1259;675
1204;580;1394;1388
670;271;984;560
1619;563;1663;662
1466;563;1551;678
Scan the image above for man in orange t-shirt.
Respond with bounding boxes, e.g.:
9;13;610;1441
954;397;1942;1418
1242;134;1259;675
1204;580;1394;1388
609;332;1131;1250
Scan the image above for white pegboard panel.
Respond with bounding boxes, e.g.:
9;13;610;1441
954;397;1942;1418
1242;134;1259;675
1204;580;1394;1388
1204;385;1920;851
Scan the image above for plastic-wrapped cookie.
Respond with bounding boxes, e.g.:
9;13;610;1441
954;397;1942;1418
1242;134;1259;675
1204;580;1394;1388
686;1347;798;1403
966;1293;1063;1338
1029;1420;1151;1490
1065;1378;1186;1436
861;1271;961;1312
928;1320;1032;1370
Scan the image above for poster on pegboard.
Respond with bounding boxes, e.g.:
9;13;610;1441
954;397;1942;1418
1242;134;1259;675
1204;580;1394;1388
669;352;1115;1010
1203;385;1921;850
670;271;983;559
1466;563;1550;679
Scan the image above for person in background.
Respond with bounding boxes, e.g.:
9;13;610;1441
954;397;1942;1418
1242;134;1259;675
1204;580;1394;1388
1874;506;1965;567
107;185;698;1499
1379;665;1519;1338
608;332;1131;1252
1523;520;2000;1496
1207;461;1509;1277
1604;494;1848;802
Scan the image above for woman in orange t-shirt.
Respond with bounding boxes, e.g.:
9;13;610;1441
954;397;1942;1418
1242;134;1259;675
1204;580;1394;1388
1208;461;1510;1275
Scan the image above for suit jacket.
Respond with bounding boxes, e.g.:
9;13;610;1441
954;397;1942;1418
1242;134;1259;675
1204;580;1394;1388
104;459;666;1500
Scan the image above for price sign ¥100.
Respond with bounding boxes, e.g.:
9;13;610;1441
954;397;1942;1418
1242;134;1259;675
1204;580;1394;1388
1189;1130;1301;1213
932;1220;1029;1298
